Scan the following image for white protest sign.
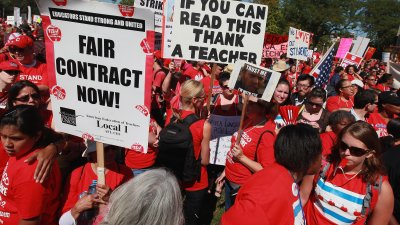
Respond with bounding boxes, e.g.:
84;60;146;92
351;36;370;57
28;6;32;24
161;0;174;57
37;0;154;152
209;114;240;165
169;0;268;64
135;0;163;32
13;7;21;26
228;60;280;101
287;27;311;61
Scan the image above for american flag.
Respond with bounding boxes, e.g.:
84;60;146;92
312;45;336;88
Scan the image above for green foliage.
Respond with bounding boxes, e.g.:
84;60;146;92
119;0;134;6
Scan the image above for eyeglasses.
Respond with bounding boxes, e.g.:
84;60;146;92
14;93;41;102
341;85;353;89
3;70;19;76
306;101;323;108
366;78;377;81
8;46;28;54
339;141;370;157
222;85;230;90
296;83;310;88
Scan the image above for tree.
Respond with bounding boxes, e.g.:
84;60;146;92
253;0;285;34
360;0;400;51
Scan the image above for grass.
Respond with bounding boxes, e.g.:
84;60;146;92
210;191;226;225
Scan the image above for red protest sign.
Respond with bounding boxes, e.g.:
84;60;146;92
340;52;363;68
363;47;376;61
263;33;288;59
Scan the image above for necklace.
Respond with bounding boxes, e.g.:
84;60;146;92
332;167;363;187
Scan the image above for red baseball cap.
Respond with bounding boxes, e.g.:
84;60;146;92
0;60;21;71
6;35;34;48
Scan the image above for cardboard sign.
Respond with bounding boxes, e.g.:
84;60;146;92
351;36;370;57
335;38;353;59
228;60;280;101
340;52;363;68
13;7;21;26
209;114;240;165
287;27;311;61
161;0;174;57
135;0;163;32
168;0;268;64
263;33;288;59
37;0;154;152
363;47;376;61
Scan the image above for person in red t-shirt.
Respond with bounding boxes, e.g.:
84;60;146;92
326;79;355;112
364;74;377;90
183;61;206;81
219;97;277;209
0;105;61;225
221;123;322;225
0;60;20;110
172;80;211;225
302;121;394;225
60;141;133;225
6;35;49;93
376;73;394;92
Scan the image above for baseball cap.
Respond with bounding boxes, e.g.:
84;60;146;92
0;61;21;72
82;140;111;157
379;91;400;106
6;35;34;48
351;79;364;88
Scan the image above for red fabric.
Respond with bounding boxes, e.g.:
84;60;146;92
0;53;10;63
304;164;386;225
0;150;61;225
375;84;391;92
366;112;389;137
16;60;48;87
201;76;221;97
180;110;208;191
346;74;355;81
183;67;204;81
225;120;276;185
125;119;158;169
40;109;53;128
320;131;336;158
153;70;166;88
326;96;354;112
222;163;303;225
62;162;133;215
212;94;239;116
0;144;8;175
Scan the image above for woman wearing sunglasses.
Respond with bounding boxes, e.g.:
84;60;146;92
297;87;330;132
302;121;394;225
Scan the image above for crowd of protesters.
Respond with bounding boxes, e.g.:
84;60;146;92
0;19;399;225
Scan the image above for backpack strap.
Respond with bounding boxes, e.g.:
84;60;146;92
182;114;200;126
319;163;331;181
254;129;274;161
361;175;383;218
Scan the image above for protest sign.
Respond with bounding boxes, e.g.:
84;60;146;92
13;7;21;26
287;27;311;61
37;0;154;152
335;38;353;59
209;114;240;165
350;36;370;57
363;47;376;61
263;33;288;59
340;52;363;68
135;0;163;32
228;60;280;101
168;0;268;65
161;0;174;57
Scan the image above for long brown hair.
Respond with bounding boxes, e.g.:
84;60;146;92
329;121;384;183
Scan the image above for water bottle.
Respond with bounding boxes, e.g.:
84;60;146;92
78;180;98;222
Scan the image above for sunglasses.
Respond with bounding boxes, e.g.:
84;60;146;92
306;101;323;108
8;47;28;54
339;141;370;156
14;93;41;102
222;85;230;90
3;70;19;76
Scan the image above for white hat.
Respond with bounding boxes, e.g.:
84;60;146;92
82;140;111;157
351;79;364;88
272;60;289;72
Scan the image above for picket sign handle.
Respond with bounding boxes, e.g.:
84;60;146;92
206;64;218;112
96;141;105;185
235;94;250;145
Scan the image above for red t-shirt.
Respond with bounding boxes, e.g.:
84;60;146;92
62;162;132;214
180;110;209;191
320;131;336;158
326;96;354;112
304;164;385;225
375;84;391;92
222;163;305;225
225;120;276;185
366;112;389;137
212;94;239;116
201;76;221;97
0;150;61;225
153;70;166;88
16;60;48;87
183;67;204;81
125;119;158;169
